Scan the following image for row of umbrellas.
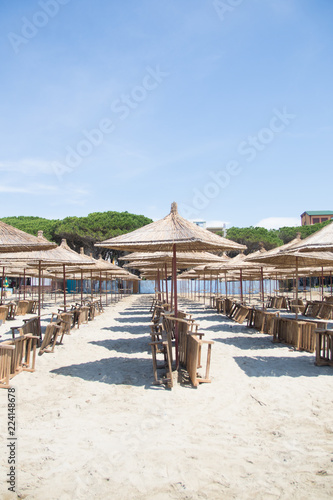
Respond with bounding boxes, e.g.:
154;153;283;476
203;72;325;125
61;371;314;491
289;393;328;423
0;222;139;315
2;202;333;337
94;204;333;347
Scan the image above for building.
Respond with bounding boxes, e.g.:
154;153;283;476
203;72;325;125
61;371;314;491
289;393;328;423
301;211;333;226
191;219;228;235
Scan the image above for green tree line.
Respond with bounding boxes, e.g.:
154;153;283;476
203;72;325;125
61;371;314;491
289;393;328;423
224;220;331;254
1;212;331;259
0;212;153;259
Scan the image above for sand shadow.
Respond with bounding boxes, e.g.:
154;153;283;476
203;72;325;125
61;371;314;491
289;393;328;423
101;325;148;335
118;310;148;316
50;356;155;388
90;337;149;354
114;315;150;323
213;335;285;351
234;355;333;378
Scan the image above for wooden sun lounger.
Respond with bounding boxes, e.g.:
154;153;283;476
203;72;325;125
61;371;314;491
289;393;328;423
0;343;15;389
10;316;41;343
15;300;30;316
0;334;39;388
0;305;9;325
314;329;333;367
39;323;62;355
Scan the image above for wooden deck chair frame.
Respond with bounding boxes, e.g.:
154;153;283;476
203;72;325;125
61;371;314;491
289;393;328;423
39;324;62;355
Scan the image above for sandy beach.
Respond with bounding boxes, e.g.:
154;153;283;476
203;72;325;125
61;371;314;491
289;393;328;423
1;294;333;499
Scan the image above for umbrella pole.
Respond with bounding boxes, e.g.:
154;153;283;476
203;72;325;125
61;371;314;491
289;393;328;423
295;257;299;320
203;270;206;306
23;268;26;300
38;261;42;316
100;271;102;305
165;264;168;304
330;271;332;297
240;269;243;304
321;267;324;301
157;269;161;302
261;267;265;310
63;264;67;312
81;270;83;304
42;269;44;308
105;272;108;307
172;243;179;369
1;266;5;305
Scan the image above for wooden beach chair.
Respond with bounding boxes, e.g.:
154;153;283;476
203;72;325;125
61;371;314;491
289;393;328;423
314;329;333;367
0;334;39;388
15;300;30;316
0;305;9;325
39;323;62;355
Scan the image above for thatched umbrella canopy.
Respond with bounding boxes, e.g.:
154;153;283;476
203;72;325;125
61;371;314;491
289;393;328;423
119;250;230;263
287;221;333;252
96;202;246;253
0;224;56;252
245;233;302;261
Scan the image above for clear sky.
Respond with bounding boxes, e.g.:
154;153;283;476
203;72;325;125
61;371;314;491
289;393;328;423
1;0;332;229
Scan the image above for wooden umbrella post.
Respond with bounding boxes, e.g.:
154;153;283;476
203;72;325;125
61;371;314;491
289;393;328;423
38;261;42;316
23;268;26;300
295;257;299;320
81;269;83;304
42;268;44;308
100;271;102;305
173;243;179;368
63;264;67;312
240;268;243;304
261;266;265;310
105;272;108;306
165;263;168;304
1;266;5;305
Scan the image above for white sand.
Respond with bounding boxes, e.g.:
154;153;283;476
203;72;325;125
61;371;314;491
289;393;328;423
1;294;333;499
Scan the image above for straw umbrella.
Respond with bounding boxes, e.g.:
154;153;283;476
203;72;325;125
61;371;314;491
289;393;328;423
290;221;333;253
0;224;56;252
96;202;246;366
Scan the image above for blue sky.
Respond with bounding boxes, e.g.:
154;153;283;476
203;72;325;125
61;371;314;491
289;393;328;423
0;0;332;229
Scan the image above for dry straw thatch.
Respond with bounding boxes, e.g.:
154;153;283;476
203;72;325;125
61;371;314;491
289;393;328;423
0;239;95;268
96;202;247;253
247;249;333;268
0;224;56;252
287;221;333;252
